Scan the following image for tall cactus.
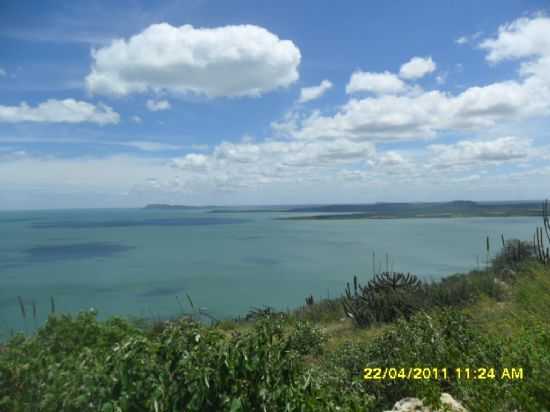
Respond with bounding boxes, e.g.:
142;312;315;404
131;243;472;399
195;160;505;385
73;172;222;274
534;199;550;264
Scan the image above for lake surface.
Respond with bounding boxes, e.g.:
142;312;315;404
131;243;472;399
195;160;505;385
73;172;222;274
0;208;540;337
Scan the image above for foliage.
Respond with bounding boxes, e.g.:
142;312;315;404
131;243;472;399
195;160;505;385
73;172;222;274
295;297;345;323
533;199;550;264
343;272;424;327
0;312;369;411
327;309;550;411
342;244;538;329
244;306;286;321
492;238;534;272
287;321;326;356
360;310;502;410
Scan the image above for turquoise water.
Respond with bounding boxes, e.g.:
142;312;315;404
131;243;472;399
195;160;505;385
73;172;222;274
0;208;540;337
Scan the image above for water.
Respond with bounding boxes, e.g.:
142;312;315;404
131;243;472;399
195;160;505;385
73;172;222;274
0;208;540;337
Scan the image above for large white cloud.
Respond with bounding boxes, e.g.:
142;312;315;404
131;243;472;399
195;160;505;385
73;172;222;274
0;99;119;124
298;80;332;103
86;23;301;98
480;15;550;86
346;71;407;95
399;56;436;79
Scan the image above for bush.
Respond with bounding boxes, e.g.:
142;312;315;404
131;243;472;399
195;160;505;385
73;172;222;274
364;310;503;409
492;239;534;272
343;272;424;327
288;321;326;356
326;308;550;412
0;312;372;411
343;272;483;328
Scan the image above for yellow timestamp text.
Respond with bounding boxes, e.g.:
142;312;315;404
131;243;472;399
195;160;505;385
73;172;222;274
363;367;524;381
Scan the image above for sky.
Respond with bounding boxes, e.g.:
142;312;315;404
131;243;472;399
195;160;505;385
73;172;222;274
1;0;550;209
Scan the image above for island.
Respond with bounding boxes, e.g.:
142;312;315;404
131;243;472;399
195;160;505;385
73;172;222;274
277;200;543;220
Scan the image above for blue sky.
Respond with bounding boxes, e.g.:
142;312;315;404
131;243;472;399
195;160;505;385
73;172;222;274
1;0;550;209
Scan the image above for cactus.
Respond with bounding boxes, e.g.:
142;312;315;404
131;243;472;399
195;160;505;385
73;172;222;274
17;296;26;320
343;272;423;327
534;199;550;264
245;306;284;321
343;275;375;326
365;271;421;292
497;235;533;267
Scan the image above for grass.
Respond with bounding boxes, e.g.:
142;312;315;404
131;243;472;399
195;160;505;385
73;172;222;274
467;260;550;337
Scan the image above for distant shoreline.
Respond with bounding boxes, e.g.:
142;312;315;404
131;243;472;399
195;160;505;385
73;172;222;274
145;200;543;221
276;211;541;221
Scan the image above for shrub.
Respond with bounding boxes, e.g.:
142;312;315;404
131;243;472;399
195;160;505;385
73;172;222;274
327;308;550;412
0;312;373;411
343;272;424;327
295;297;345;323
288;321;326;356
492;238;534;272
359;309;498;409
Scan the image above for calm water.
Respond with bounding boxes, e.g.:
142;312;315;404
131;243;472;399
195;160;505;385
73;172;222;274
0;208;540;337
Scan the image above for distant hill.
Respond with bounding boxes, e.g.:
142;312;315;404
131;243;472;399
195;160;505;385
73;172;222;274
144;200;543;219
279;200;542;220
144;204;205;210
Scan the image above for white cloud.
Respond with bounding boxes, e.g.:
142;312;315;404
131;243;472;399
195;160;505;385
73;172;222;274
298;80;332;103
346;71;407;95
173;153;209;170
86;23;301;98
1;136;545;208
131;115;142;123
428;136;532;168
289;17;550;145
6;15;550;208
146;99;171;111
158;134;540;200
377;151;406;166
480;16;550;63
171;138;376;191
399;56;436;79
0;99;119;124
292;46;550;143
480;16;550;88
